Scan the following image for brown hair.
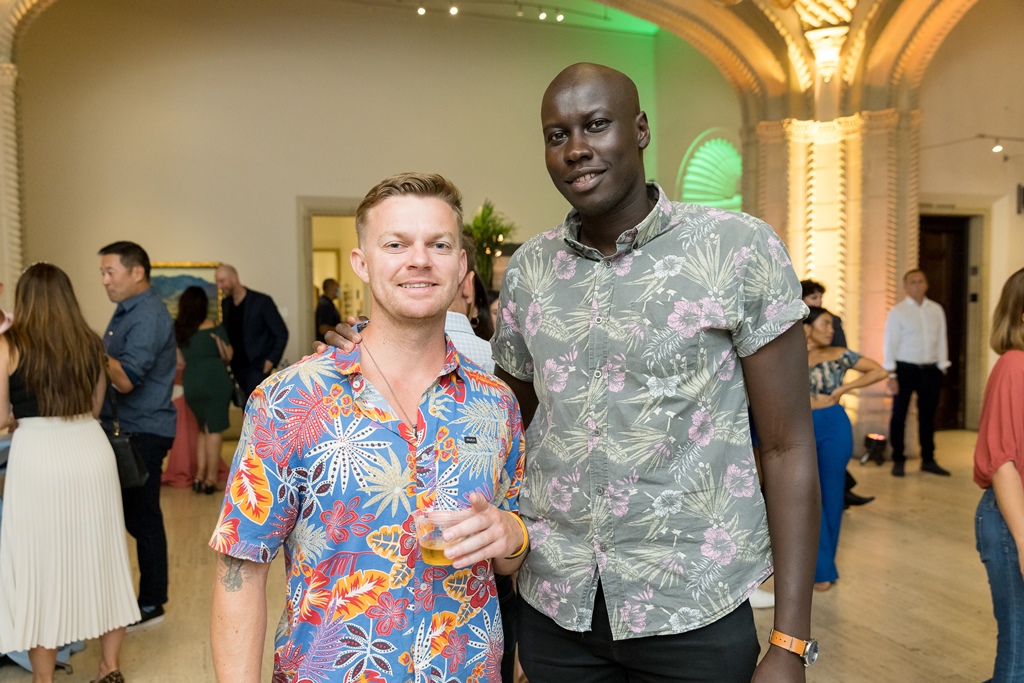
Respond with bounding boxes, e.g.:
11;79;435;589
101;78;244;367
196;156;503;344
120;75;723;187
6;263;105;417
990;267;1024;355
354;172;463;246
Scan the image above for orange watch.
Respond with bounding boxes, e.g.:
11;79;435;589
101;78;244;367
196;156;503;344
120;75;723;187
769;628;819;667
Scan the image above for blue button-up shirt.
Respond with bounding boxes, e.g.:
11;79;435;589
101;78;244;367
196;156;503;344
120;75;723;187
101;287;177;438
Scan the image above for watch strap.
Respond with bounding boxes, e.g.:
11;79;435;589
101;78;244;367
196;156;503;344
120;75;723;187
769;628;809;656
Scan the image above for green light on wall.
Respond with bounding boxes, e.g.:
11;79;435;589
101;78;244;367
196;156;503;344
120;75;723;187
675;128;743;211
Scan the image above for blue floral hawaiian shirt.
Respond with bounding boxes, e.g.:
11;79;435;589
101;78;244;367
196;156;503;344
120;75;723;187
210;339;524;682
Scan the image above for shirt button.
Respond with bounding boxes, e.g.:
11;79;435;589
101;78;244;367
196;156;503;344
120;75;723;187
594;369;603;378
595;486;605;495
595;316;604;324
603;260;612;268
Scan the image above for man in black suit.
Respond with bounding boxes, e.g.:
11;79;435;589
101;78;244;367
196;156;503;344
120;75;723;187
216;264;289;397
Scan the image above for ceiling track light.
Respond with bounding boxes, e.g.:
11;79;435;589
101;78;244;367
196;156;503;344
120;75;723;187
539;8;547;19
515;3;523;17
992;140;1004;153
449;4;458;15
556;8;564;21
417;6;425;14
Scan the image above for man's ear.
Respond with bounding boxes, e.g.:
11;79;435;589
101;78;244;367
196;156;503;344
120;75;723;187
460;271;475;304
636;111;650;151
350;248;370;284
131;265;146;284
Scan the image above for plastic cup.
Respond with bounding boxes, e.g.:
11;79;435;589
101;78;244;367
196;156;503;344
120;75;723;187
411;508;472;566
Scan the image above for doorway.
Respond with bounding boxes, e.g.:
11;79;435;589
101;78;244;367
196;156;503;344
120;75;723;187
918;215;973;430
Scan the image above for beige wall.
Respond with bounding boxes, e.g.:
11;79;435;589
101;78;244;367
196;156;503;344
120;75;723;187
19;0;736;357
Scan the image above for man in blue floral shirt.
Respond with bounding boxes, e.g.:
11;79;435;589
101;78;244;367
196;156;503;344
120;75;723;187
210;172;527;682
490;63;820;681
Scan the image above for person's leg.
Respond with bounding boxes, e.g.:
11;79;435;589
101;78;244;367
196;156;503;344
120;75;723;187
889;363;916;464
122;433;174;609
517;587;628;683
204;431;223;488
27;646;56;683
194;427;207;491
496;573;517;683
976;488;1024;682
916;366;943;464
817;407;853;585
619;601;759;683
96;627;126;679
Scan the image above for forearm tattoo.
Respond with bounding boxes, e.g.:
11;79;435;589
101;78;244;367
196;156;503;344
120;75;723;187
219;554;247;592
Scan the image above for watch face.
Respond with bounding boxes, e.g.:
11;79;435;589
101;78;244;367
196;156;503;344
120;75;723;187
803;639;819;667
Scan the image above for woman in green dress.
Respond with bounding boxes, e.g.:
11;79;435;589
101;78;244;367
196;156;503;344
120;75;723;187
174;286;233;494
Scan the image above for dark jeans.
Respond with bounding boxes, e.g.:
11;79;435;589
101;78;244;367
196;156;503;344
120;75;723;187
496;573;517;683
518;582;759;682
889;361;943;464
977;488;1024;682
121;432;174;608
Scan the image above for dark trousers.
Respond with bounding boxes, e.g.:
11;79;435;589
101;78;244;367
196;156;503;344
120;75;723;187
889;362;943;464
121;432;174;608
518;582;759;682
496;573;516;683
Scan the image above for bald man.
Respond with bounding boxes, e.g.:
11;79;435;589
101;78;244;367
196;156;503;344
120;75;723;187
216;265;289;398
491;63;819;680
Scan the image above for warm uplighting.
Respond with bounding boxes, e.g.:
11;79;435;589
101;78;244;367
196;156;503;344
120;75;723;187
861;433;887;466
497;234;504;242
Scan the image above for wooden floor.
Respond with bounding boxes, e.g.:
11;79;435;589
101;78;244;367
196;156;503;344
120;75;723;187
0;431;997;682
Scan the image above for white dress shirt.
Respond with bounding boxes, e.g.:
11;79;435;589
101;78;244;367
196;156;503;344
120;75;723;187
445;311;495;373
882;296;950;371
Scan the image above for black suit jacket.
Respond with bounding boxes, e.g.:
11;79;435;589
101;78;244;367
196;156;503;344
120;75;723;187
221;288;289;388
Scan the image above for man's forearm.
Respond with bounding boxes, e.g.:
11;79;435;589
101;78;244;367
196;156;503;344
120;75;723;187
211;553;270;682
105;357;134;393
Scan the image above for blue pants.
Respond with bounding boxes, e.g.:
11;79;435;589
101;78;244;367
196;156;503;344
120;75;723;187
977;488;1024;682
813;405;852;583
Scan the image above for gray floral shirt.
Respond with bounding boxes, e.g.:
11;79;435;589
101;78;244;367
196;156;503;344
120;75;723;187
492;184;806;640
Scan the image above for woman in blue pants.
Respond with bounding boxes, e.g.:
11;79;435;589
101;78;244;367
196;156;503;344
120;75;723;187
805;306;887;591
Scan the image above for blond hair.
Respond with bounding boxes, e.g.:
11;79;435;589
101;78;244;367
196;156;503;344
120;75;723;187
355;172;463;246
991;267;1024;355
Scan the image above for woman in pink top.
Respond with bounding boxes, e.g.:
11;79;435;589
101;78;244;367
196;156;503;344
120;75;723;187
975;266;1024;682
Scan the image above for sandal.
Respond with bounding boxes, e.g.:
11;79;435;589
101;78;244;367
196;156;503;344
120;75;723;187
92;670;125;683
192;479;202;493
813;581;834;592
204;481;218;495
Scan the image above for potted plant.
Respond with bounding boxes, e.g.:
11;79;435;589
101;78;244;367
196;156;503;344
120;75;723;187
463;200;516;292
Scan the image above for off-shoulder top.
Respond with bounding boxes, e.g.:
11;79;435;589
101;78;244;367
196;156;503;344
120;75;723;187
8;367;41;418
809;349;861;396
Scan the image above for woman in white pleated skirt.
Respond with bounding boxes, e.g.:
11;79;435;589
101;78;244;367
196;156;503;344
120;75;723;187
0;263;139;683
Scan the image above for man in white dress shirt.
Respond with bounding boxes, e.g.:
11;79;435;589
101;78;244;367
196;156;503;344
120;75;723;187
883;269;951;477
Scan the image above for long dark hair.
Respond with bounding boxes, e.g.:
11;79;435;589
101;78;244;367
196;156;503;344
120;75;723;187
174;286;209;347
6;263;105;417
804;305;832;327
471;276;494;341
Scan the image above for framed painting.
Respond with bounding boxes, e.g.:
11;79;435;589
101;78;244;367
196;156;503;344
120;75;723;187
151;262;222;322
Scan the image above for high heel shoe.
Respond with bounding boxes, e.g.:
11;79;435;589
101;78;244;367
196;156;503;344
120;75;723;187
192;479;202;493
204;481;218;495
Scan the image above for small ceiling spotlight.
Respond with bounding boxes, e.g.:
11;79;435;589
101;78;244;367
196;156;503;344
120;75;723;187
449;4;458;14
556;9;564;21
992;140;1004;153
539;9;547;19
515;3;523;16
417;6;426;14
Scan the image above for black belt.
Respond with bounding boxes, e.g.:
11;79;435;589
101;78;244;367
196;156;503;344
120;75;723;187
896;361;937;369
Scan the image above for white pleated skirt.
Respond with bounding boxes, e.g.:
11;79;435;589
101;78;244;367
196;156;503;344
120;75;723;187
0;415;140;652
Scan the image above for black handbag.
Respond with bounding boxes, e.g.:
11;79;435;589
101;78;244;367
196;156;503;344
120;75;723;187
106;390;149;489
225;364;247;408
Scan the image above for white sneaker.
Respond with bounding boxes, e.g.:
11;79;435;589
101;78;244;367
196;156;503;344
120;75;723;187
749;588;775;609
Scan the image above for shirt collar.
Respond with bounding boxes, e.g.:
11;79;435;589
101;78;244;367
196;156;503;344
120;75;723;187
115;287;154;315
333;334;468;383
445;311;475;336
561;183;672;260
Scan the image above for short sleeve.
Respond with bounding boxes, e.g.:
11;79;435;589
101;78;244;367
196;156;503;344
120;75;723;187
840;349;862;369
974;353;1024;487
732;219;807;358
490;246;536;381
497;397;526;513
209;383;295;562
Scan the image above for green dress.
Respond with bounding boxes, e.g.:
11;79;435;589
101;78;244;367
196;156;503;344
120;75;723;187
181;324;233;432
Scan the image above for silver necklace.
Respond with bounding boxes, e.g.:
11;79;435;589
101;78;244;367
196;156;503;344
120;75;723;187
360;339;420;441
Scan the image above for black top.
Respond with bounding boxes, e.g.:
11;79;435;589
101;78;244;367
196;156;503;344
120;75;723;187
8;367;41;419
315;295;341;343
227;295;248;362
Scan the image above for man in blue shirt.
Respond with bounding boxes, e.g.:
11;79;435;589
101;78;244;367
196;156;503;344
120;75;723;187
99;241;177;628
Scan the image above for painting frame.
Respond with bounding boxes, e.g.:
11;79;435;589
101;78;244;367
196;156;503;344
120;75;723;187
150;261;222;323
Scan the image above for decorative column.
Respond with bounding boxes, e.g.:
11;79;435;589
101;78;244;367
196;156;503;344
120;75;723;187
0;61;19;309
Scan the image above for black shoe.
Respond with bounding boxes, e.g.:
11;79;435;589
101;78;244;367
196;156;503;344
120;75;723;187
844;491;875;509
921;461;951;476
892;461;905;477
127;604;164;631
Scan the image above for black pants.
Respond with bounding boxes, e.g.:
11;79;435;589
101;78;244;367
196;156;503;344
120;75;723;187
889;362;943;464
121;432;175;608
517;583;759;682
496;573;517;683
